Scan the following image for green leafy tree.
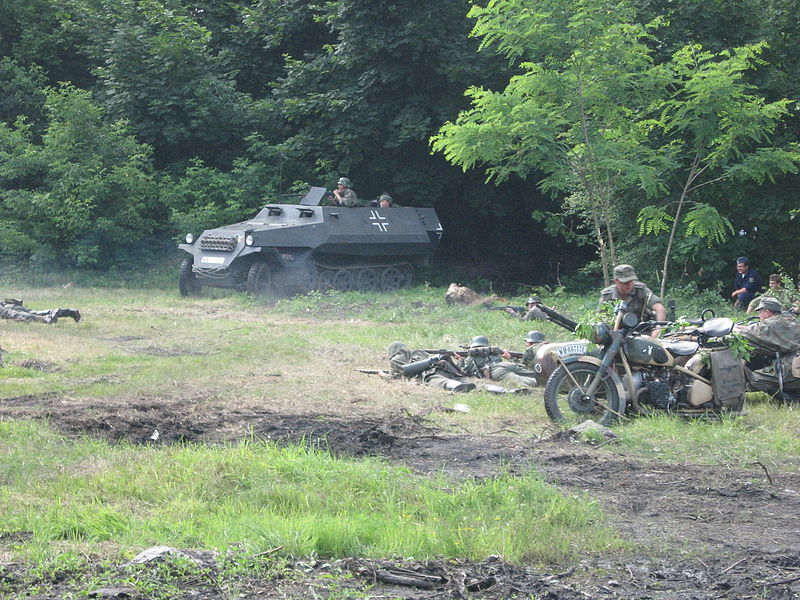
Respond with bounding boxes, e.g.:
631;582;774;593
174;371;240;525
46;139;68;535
66;0;253;169
431;0;668;284
270;0;503;201
0;85;163;266
637;43;800;298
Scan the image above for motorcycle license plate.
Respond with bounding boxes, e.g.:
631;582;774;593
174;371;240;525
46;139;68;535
557;344;587;357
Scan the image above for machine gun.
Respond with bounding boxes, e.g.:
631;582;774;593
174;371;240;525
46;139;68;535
400;355;444;376
529;301;578;333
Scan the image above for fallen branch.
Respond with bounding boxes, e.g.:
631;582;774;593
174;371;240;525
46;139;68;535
752;461;774;486
375;569;435;589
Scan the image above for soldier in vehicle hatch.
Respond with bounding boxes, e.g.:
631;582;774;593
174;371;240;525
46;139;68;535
599;264;667;334
332;177;358;207
0;298;81;324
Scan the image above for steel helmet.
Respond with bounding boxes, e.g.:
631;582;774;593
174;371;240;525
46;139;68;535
379;193;392;203
337;177;351;187
469;335;490;348
524;330;545;344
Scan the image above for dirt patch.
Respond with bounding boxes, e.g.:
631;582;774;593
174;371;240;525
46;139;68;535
2;392;799;598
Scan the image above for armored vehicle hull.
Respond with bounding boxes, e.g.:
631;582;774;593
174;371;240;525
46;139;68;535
178;187;442;296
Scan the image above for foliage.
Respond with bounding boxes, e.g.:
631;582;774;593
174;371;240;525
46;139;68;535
0;0;799;285
431;0;670;282
0;85;163;266
636;42;800;297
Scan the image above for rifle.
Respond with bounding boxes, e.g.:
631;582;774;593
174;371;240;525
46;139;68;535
530;302;578;333
421;349;468;358
353;368;390;376
421;348;523;359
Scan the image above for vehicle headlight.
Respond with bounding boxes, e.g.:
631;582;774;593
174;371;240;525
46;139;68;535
185;233;194;244
245;233;254;246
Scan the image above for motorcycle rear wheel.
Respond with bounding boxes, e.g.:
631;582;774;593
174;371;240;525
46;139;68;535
544;361;624;427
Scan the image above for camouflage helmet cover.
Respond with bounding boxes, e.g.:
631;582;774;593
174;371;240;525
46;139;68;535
386;341;408;357
337;177;352;187
469;335;490;348
379;193;392;203
754;297;783;313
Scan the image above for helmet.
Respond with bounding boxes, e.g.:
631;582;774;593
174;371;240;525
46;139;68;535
386;341;408;357
524;330;545;344
379;193;392;203
469;335;490;348
337;177;351;187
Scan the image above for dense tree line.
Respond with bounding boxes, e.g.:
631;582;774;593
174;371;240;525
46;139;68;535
0;0;798;292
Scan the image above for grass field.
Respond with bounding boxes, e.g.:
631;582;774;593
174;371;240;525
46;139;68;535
2;280;800;597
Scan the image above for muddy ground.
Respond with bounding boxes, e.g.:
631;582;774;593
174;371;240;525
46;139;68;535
2;392;800;599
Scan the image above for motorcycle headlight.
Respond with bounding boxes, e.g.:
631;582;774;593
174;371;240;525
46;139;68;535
593;323;612;345
185;233;194;244
245;233;254;246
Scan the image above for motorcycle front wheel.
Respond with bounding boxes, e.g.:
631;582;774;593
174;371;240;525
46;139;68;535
544;361;624;427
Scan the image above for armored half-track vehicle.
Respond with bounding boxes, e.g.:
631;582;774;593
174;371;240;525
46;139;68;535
178;187;442;297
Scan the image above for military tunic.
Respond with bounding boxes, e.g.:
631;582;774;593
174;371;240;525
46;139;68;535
338;188;358;207
599;282;662;321
460;347;537;387
740;314;800;392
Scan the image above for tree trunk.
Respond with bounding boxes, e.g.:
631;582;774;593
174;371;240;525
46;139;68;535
660;153;701;298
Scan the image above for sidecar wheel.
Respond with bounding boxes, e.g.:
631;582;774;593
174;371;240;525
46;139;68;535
544;361;623;427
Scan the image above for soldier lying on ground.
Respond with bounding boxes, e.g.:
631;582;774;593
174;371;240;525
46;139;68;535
0;298;81;324
386;341;476;393
498;296;548;321
521;330;546;371
459;336;538;388
444;283;498;307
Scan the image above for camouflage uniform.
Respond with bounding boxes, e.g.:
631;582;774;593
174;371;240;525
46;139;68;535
747;287;798;313
0;299;80;324
460;347;538;388
339;188;358;207
599;282;662;321
740;313;800;392
519;306;547;321
387;342;475;392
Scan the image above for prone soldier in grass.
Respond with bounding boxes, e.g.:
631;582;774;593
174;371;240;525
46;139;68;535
386;341;476;393
0;298;81;324
458;335;538;388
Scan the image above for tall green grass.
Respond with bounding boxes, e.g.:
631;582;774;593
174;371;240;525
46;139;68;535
0;421;622;566
617;400;800;467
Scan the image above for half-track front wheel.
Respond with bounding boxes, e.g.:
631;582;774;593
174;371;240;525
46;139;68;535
544;361;623;427
178;257;202;297
246;262;273;297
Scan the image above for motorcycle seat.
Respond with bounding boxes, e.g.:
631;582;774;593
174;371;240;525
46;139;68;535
665;340;699;356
